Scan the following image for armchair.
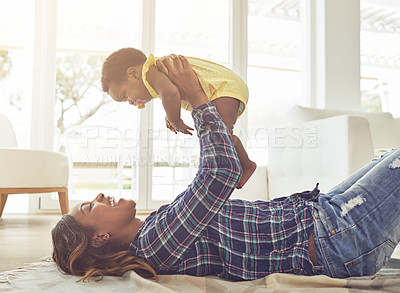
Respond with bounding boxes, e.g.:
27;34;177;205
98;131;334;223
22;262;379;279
0;113;69;217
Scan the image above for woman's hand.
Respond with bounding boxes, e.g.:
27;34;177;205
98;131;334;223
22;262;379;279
156;55;209;108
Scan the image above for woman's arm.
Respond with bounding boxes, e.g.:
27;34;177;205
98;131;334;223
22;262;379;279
134;103;242;269
156;55;208;108
131;57;242;269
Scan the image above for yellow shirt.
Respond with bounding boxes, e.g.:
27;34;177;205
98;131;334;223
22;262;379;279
142;54;249;117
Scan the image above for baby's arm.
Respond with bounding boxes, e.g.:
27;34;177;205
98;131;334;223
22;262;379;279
146;65;193;135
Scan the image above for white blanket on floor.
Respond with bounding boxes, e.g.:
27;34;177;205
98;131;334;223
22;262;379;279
1;258;399;293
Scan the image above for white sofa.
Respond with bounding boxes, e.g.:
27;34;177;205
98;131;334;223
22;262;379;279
0;113;69;217
267;105;400;199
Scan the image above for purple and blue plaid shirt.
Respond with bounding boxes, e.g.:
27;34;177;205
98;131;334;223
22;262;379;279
129;103;317;280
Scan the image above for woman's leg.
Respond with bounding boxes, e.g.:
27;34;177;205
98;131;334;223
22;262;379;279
313;148;400;278
325;148;398;197
213;97;256;188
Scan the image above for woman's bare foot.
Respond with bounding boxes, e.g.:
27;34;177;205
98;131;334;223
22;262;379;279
237;161;257;189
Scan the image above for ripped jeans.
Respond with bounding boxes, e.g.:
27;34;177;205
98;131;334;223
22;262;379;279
312;148;400;278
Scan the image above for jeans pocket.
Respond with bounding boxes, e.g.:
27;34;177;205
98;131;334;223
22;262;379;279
345;240;396;277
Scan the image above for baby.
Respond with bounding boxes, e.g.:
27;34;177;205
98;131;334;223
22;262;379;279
101;48;256;188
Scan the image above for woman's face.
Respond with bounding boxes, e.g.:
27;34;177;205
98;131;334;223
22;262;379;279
69;193;141;248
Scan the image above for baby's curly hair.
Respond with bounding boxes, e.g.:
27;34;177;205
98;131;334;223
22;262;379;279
101;48;147;93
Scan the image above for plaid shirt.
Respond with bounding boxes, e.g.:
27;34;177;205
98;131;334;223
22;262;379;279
129;103;317;280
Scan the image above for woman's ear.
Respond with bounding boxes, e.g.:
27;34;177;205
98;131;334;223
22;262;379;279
91;233;110;248
126;67;140;79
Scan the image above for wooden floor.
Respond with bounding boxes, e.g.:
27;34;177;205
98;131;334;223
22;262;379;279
1;214;400;273
0;214;61;272
0;213;149;272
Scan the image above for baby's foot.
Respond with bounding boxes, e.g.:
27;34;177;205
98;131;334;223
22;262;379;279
236;161;257;189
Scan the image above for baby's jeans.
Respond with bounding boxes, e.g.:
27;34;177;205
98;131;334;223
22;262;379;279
311;148;400;278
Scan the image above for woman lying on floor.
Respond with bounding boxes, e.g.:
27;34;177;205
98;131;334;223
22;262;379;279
52;55;400;282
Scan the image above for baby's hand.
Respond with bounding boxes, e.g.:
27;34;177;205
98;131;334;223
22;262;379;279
165;117;194;135
165;117;177;134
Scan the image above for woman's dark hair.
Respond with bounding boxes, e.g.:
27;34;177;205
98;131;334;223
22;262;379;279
101;47;147;93
51;214;157;282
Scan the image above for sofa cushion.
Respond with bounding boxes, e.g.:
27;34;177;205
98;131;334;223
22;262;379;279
290;105;400;149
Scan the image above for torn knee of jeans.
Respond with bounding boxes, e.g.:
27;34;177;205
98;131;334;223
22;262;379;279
340;195;365;217
389;157;400;169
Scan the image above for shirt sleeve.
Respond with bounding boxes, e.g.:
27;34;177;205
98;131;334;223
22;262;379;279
141;54;159;99
130;102;242;270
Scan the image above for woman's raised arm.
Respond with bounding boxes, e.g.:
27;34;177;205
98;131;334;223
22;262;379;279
156;54;209;108
130;56;242;270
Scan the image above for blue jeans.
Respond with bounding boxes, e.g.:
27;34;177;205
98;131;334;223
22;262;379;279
312;148;400;278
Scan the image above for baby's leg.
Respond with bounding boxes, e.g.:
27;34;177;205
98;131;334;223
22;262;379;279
213;97;256;189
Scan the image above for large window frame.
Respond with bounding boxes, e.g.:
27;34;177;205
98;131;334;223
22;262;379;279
29;0;251;213
15;0;366;213
15;0;399;215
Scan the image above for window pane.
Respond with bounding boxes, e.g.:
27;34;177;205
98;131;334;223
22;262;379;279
0;0;33;47
151;0;229;202
0;0;34;214
0;49;31;148
55;0;142;204
247;0;303;165
151;107;199;201
0;0;33;147
360;0;400;117
57;0;141;51
155;0;229;61
55;51;140;203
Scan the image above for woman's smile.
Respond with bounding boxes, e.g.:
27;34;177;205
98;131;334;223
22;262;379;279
106;196;118;207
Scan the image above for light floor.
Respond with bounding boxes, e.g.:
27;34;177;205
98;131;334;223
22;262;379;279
1;214;400;272
0;213;148;272
0;214;60;272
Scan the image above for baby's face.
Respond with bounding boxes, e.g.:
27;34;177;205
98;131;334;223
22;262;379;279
108;74;152;109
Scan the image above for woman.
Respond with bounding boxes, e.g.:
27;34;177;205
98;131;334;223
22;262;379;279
52;56;400;282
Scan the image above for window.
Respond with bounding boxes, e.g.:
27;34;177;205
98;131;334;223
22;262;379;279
0;0;33;148
148;0;230;206
2;0;309;214
247;0;303;165
360;0;400;117
0;0;34;213
41;0;144;210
